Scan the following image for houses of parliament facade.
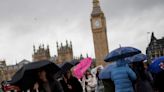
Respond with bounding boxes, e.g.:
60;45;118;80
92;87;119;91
146;32;164;63
0;0;109;82
32;0;109;66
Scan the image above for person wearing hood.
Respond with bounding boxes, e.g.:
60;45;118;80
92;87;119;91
110;60;137;92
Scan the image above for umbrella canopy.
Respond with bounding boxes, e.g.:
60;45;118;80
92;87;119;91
73;57;92;79
149;56;164;74
59;62;74;74
99;62;116;79
125;53;147;63
70;60;80;66
10;60;60;90
104;46;141;62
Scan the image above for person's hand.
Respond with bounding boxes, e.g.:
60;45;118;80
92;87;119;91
33;82;39;90
67;84;72;89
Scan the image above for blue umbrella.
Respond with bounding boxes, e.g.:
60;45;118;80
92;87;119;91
125;53;147;63
99;62;116;79
149;56;164;74
104;47;141;62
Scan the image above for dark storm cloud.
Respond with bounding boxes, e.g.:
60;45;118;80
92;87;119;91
0;0;164;64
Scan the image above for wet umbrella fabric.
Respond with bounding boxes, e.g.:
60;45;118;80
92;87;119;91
99;62;116;79
70;60;80;66
10;60;60;90
125;53;147;63
104;47;141;62
55;62;74;78
73;57;92;79
59;62;74;74
149;56;164;74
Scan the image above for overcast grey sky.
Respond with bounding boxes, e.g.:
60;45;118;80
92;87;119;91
0;0;164;65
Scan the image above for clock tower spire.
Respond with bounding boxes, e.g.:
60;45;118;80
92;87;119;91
90;0;109;66
92;0;103;16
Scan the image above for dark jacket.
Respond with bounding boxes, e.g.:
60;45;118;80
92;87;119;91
60;79;69;92
60;76;83;92
154;71;164;92
38;78;64;92
134;70;154;92
131;62;154;92
102;79;115;92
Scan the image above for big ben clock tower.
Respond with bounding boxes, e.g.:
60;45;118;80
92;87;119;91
90;0;109;66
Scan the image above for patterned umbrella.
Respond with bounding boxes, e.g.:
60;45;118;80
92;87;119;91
104;46;141;62
125;53;147;63
73;57;92;79
149;56;164;74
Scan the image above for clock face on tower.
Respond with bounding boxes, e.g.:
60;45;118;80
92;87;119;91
95;20;100;27
92;18;102;29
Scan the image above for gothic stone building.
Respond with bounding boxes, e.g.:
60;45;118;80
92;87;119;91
56;41;73;64
32;41;73;64
32;44;51;61
32;0;109;66
146;32;164;63
0;59;30;83
0;60;6;82
90;0;109;66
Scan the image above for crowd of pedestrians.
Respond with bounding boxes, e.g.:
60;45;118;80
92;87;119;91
0;47;164;92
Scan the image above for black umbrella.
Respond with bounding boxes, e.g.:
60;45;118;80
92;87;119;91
55;62;74;79
55;62;74;78
58;62;74;74
70;60;80;66
10;60;60;90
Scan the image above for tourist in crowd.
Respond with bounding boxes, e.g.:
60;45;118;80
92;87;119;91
84;70;97;92
95;68;104;92
131;62;154;92
110;60;137;92
36;69;64;92
60;70;83;92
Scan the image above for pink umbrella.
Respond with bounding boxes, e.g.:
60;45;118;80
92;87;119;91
73;57;92;79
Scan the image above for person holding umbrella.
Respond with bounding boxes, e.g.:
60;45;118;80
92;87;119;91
125;53;154;92
58;62;83;92
149;56;164;92
104;46;141;92
35;69;64;92
59;70;83;92
10;60;63;92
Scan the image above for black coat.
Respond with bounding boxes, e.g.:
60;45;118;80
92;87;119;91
60;76;83;92
38;79;64;92
154;71;164;92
